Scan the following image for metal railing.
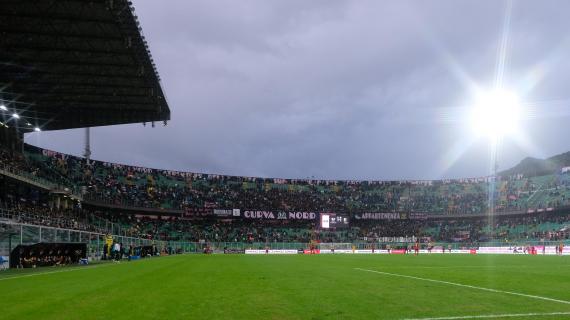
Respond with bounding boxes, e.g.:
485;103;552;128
0;163;82;199
0;207;142;240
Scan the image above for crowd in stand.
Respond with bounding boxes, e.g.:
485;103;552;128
0;195;117;235
0;149;74;188
354;219;424;241
20;145;570;215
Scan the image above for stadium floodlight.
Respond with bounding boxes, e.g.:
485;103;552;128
0;105;6;111
34;127;41;132
470;89;520;139
12;113;20;119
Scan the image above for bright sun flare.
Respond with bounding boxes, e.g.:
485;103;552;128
470;89;521;139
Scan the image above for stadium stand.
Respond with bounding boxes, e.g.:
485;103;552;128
1;144;569;248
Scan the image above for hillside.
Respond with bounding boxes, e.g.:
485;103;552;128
500;151;570;177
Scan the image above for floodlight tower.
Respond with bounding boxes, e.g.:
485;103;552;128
84;127;91;165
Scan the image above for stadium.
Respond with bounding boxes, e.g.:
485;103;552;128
1;1;569;320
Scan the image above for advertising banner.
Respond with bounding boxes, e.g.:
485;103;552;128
238;247;564;255
223;248;245;254
354;213;403;220
354;212;427;220
244;249;298;254
213;209;232;216
320;249;353;254
477;247;520;254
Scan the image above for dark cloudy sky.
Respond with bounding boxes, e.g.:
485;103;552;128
26;0;570;180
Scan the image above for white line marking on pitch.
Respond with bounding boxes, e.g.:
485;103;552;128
355;268;570;305
386;266;535;270
401;311;570;320
0;263;116;281
0;254;183;281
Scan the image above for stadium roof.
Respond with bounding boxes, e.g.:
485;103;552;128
0;0;171;132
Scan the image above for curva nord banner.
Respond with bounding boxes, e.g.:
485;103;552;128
184;208;317;220
243;211;317;220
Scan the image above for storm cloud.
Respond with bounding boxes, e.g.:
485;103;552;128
27;0;570;180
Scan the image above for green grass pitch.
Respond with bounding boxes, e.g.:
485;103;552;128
1;254;569;319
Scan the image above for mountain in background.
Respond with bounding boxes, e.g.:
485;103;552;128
500;151;570;177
